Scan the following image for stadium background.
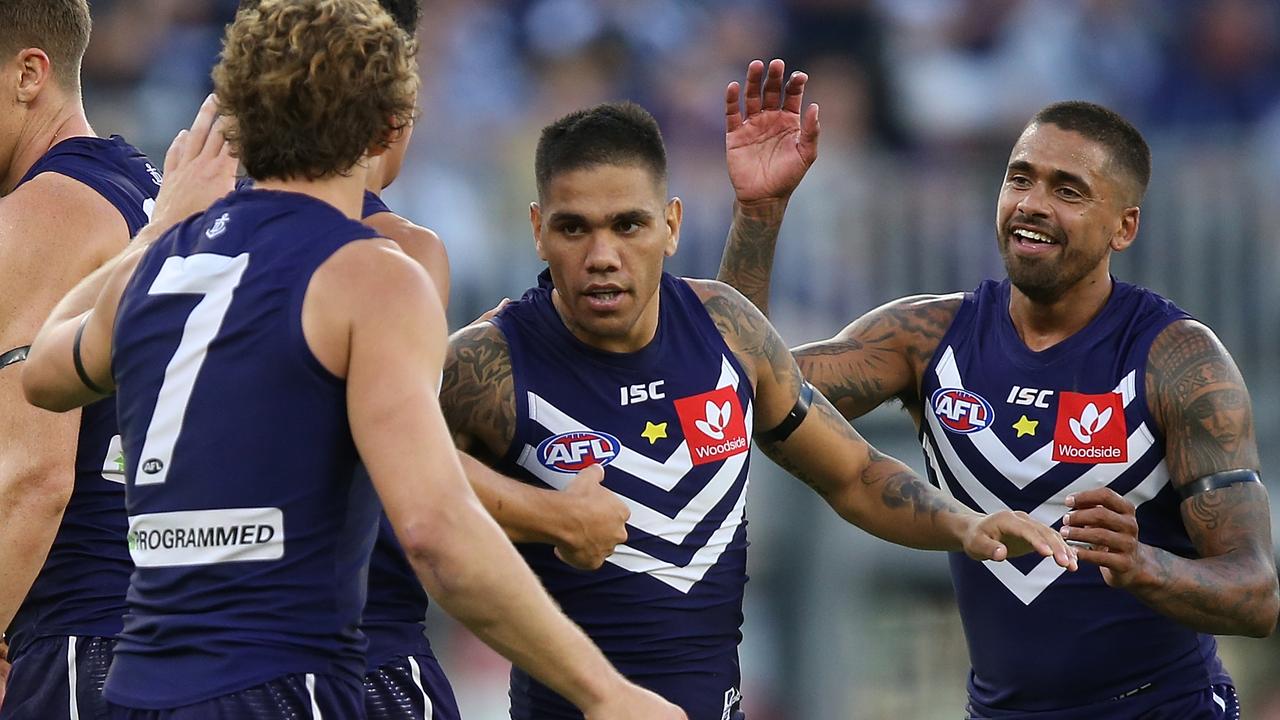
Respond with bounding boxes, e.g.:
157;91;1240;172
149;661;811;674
78;0;1280;717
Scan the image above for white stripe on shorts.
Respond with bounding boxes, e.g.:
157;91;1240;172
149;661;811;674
306;673;323;719
1213;691;1226;712
66;635;80;720
407;656;434;719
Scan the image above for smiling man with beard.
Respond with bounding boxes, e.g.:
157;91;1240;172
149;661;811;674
717;91;1278;718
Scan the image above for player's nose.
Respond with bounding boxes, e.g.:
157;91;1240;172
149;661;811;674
1015;184;1052;218
583;233;622;273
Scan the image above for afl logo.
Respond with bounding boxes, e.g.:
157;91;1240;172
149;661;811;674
930;388;994;434
537;431;620;473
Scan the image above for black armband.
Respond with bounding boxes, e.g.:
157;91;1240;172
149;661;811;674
1177;469;1262;501
0;345;30;370
756;381;814;445
73;314;109;395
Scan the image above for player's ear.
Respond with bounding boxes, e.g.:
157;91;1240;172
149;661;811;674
1110;206;1139;252
530;202;546;261
663;197;681;257
14;48;53;103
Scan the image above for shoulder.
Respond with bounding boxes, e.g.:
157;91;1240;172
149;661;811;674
852;293;964;346
1145;318;1239;400
1144;318;1247;437
681;277;776;352
1146;319;1232;374
311;237;443;320
827;292;964;363
442;318;515;455
1144;318;1259;482
447;317;510;363
362;212;448;304
2;172;129;251
682;276;763;327
363;212;445;261
868;293;965;324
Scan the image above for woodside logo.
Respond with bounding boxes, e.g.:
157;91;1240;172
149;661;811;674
674;386;748;467
1052;391;1127;464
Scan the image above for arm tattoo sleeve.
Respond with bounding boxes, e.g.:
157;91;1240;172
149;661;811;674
793;296;960;418
1128;320;1278;636
440;323;517;461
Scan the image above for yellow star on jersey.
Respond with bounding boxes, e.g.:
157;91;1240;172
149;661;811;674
1013;415;1039;438
641;421;668;445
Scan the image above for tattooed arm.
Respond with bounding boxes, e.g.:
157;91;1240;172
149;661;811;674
716;58;820;314
1064;320;1278;636
793;295;962;422
441;321;629;570
688;278;1075;565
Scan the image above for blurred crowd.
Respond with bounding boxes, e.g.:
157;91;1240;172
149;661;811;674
78;1;1280;717
83;0;1280;312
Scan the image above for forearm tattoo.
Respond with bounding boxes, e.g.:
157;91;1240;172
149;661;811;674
716;202;788;315
758;393;963;522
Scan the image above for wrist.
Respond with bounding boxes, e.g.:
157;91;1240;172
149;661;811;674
1124;544;1167;592
945;511;982;553
734;196;790;221
577;668;630;713
538;489;576;546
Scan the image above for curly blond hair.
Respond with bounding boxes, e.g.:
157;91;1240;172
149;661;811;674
214;0;419;181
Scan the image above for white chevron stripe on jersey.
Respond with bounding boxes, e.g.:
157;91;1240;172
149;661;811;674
528;393;691;491
978;459;1171;605
925;407;1166;526
933;347;1138;489
601;475;748;593
516;416;750;544
516;410;751;593
515;354;752;593
715;353;741;391
525;355;743;493
923;414;1169;605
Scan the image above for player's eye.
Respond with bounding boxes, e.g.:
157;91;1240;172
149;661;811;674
1007;175;1032;189
615;221;642;235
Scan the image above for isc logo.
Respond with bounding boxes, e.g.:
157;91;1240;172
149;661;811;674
931;388;994;434
537;431;621;473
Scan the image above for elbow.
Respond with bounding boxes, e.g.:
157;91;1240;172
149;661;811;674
395;510;475;598
396;516;449;569
20;363;76;412
1248;574;1280;638
0;459;75;518
1231;560;1280;638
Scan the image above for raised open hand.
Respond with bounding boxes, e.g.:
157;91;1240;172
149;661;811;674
146;94;238;235
725;58;820;205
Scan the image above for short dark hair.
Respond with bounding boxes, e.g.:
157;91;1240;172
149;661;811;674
0;0;91;89
215;0;419;181
1029;101;1151;204
238;0;418;32
535;101;668;199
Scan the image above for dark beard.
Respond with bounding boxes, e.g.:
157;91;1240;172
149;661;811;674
999;240;1106;305
1005;257;1069;304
